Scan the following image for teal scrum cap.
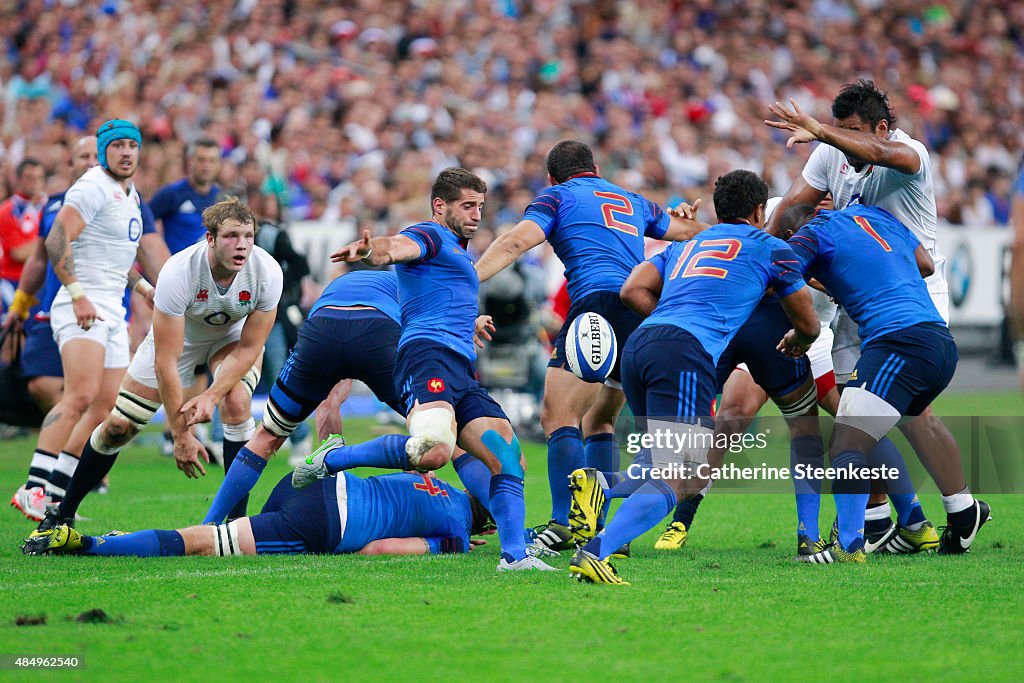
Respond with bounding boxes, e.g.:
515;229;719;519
96;119;141;170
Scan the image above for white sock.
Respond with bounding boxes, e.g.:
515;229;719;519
865;501;892;521
27;449;58;489
44;452;80;499
941;486;975;515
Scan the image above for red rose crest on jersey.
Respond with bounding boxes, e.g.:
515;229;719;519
238;290;252;306
427;378;445;393
196;289;209;302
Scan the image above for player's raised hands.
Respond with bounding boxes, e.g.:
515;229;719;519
765;99;824;148
174;431;209;479
668;197;701;220
332;229;373;263
474;314;495;349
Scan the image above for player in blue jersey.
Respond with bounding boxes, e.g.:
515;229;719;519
23;470;492;559
149;138;222;254
199;269;403;524
565;171;821;584
778;203;990;561
8;136;170;522
474;140;705;551
311;168;555;572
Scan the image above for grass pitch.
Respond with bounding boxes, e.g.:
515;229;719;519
0;391;1022;681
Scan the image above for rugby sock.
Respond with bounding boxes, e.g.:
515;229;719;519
866;437;925;527
81;530;185;557
490;474;527;562
453;453;491;507
790;434;825;540
45;451;81;503
671;493;704;529
831;449;870;552
324;435;410;472
26;449;58;490
584;479;676;561
58;442;115;520
222;419;256;521
547;426;585;525
585;433;618;473
941;485;976;517
202;448;266;525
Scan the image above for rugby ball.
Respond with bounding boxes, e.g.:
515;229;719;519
565;311;618;383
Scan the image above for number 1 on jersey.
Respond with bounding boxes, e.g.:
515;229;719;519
853;215;892;252
593;191;638;236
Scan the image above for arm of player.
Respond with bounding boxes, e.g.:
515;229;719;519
126;269;156;309
662;199;710;241
766;99;921;174
766;179;828;236
777;287;820;357
152;308;209;478
474;220;546;282
137;232;170;284
620;261;663;317
331;229;422;266
474;314;496;349
183;307;277;427
357;536;476;555
914;244;935;278
44;204;100;329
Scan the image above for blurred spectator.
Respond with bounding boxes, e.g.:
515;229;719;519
0;158;47;309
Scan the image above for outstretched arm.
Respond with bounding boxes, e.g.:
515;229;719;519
474;220;546;282
332;229;423;266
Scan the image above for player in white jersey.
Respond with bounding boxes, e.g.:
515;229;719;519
764;83;988;555
33;197;282;531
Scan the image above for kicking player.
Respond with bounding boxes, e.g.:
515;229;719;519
765;80;972;544
567;171;820;585
311;167;555;572
23;470;490;558
7;136;170;520
200;269;404;524
780;203;990;562
473;140;703;551
32;197;281;532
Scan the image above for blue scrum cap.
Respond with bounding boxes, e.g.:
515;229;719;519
96;119;141;170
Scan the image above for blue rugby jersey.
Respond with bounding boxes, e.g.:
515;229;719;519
148;178;220;254
308;270;400;324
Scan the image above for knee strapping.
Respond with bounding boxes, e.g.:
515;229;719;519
223;417;256;442
263;398;302;438
112;389;160;430
89;425;121;455
241;364;260;397
406;408;457;468
213;521;243;557
836;387;901;441
481;429;523;478
778;384;817;418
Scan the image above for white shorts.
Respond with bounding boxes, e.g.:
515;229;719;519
50;299;130;369
807;324;834;380
127;329;241;389
832;289;949;384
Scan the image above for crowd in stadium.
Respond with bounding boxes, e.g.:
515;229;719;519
1;0;1023;235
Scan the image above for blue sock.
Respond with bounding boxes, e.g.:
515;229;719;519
325;434;410;473
791;434;825;540
82;529;185;557
583;480;676;560
202;448;267;525
866;437;925;527
584;433;618;472
453;453;491;507
831;450;870;551
547;427;585;525
490;474;527;562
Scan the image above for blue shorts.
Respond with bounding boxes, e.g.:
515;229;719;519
248;474;340;554
269;308;403;423
716;298;811;397
394;340;508;431
846;323;958;416
621;324;717;425
20;318;63;379
549;290;642;383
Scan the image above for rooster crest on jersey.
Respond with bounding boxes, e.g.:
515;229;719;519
565;311;617;383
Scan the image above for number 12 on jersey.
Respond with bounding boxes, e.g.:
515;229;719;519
668;239;742;279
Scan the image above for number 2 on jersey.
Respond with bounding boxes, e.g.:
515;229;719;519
593;191;638;236
668;239;742;279
853;215;892;252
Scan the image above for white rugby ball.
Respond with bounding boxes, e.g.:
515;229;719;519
565;311;618;383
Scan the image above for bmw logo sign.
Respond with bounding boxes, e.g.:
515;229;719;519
948;243;971;308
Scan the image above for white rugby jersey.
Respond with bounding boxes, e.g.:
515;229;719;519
154;240;283;344
53;166;142;308
810;287;837;327
802;128;947;294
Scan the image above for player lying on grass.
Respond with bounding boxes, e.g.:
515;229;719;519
23;470;492;558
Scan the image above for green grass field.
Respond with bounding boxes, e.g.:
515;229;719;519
1;391;1022;681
